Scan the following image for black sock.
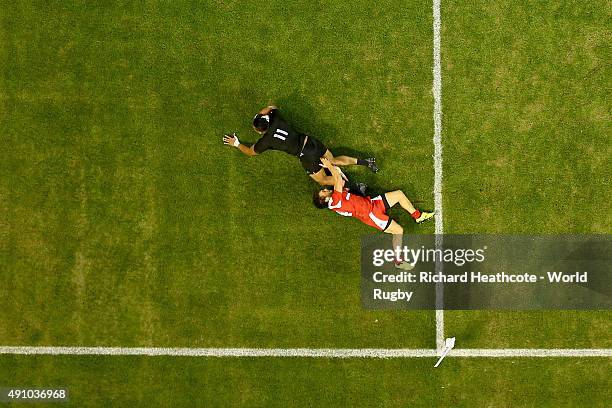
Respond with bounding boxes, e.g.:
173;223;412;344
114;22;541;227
357;158;368;166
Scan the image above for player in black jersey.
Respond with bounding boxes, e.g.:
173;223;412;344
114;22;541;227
222;105;378;186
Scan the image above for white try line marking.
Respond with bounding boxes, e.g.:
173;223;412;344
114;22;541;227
432;0;445;351
1;347;610;358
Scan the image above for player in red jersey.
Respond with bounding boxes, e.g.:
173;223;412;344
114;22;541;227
313;158;434;270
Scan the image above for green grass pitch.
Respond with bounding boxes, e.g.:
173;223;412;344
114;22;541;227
0;0;610;407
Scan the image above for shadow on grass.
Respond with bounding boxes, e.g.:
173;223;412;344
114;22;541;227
276;92;339;145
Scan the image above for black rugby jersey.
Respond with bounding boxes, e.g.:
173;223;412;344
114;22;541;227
253;109;305;156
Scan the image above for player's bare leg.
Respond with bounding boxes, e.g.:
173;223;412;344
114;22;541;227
384;221;413;270
384;190;435;224
323;150;378;173
385;220;403;250
330;155;357;166
384;190;417;212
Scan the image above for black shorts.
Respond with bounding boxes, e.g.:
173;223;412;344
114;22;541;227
381;193;391;212
299;135;328;174
379;194;392;231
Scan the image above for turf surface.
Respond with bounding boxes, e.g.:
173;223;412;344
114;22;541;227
1;0;435;348
1;356;611;407
0;0;610;406
442;0;611;349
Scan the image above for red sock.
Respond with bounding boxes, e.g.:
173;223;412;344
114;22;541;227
411;209;421;220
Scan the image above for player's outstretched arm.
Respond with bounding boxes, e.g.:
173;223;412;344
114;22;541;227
320;158;345;192
309;171;335;186
258;105;278;115
223;133;258;157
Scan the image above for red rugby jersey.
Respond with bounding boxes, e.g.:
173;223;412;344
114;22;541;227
328;189;374;223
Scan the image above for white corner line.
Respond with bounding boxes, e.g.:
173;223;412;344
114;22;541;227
432;0;445;352
0;347;610;358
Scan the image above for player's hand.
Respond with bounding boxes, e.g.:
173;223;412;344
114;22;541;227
320;157;333;169
223;133;240;147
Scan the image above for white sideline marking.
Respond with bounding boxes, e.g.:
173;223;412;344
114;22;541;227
432;0;445;351
1;347;610;358
0;347;436;358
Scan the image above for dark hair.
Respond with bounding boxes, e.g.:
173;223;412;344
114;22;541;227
252;114;270;132
313;191;328;209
